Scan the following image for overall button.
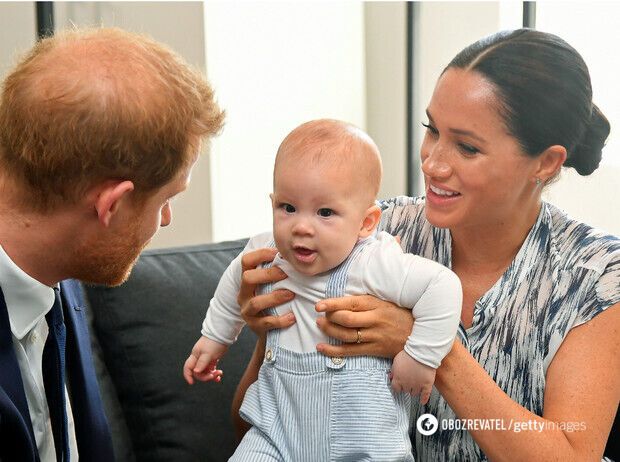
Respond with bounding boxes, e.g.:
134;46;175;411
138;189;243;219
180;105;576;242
331;357;343;365
265;349;273;361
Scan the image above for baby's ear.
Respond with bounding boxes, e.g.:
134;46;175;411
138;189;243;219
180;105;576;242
359;205;381;238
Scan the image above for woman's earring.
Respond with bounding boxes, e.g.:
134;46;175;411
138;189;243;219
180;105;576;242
535;178;542;186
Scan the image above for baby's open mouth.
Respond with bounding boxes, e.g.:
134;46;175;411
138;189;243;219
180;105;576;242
293;245;317;263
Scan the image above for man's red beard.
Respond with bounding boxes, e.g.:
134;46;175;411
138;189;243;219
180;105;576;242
70;221;150;286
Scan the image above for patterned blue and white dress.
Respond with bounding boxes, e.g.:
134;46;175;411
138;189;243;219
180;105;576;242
378;196;620;461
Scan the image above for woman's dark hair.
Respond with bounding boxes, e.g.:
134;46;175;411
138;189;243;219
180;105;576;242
446;28;609;176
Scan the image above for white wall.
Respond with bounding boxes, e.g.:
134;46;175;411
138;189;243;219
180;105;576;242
203;2;366;242
0;2;36;80
365;2;408;200
543;167;620;235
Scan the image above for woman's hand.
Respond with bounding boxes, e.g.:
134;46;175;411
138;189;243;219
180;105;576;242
238;248;296;335
233;247;295;439
315;295;413;358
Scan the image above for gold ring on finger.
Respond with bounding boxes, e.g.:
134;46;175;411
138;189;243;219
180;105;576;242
356;328;362;344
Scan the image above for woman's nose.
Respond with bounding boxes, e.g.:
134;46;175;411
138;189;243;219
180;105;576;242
421;143;452;179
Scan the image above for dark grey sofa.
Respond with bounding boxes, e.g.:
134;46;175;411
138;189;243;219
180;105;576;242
82;239;254;462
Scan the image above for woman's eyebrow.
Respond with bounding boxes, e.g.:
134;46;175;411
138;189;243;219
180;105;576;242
449;128;486;144
425;109;487;144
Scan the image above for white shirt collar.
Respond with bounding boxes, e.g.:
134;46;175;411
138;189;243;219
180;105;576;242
0;244;55;340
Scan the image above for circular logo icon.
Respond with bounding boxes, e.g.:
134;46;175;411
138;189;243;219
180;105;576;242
416;413;439;436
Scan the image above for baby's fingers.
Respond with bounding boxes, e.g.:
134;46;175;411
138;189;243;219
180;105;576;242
419;384;432;405
193;355;214;374
390;376;404;394
193;369;223;383
183;355;198;385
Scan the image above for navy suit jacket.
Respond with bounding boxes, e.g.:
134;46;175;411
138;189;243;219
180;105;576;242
0;279;114;461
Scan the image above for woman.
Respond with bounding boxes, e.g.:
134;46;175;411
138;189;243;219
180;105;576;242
233;29;619;461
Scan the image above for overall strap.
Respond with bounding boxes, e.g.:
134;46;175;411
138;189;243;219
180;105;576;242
257;241;281;357
324;238;373;355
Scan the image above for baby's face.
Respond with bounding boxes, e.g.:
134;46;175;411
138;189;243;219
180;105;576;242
271;159;371;276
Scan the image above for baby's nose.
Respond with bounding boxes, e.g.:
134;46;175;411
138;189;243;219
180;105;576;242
292;219;314;236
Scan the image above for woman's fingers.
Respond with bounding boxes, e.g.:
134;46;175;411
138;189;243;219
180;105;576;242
237;247;296;337
241;290;296;332
324;309;377;328
316;341;378;358
316;295;379;313
238;267;287;306
242;266;288;287
316;316;365;343
240;247;279;272
246;313;296;332
317;300;413;358
316;316;379;344
315;297;410;358
238;248;280;302
240;289;295;318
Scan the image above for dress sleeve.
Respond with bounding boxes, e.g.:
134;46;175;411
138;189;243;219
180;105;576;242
376;196;425;235
573;251;620;328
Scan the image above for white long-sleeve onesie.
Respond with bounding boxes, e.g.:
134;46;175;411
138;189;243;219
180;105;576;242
202;231;462;368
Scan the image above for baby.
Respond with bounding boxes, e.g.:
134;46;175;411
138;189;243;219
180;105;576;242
184;119;462;461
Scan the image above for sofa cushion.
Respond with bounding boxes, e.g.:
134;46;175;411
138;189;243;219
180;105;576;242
84;239;255;461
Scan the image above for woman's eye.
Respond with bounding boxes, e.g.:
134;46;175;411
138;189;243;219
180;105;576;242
421;122;438;136
317;208;333;217
459;143;480;155
282;203;296;213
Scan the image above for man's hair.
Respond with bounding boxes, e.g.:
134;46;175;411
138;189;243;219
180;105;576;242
0;27;225;212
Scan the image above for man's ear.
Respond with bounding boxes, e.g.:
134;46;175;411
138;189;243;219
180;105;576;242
359;205;382;239
91;180;135;227
534;145;567;185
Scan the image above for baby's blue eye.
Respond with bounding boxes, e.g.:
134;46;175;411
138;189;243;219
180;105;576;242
318;208;333;217
282;203;296;213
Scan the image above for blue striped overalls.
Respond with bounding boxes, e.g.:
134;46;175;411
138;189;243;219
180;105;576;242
230;240;414;462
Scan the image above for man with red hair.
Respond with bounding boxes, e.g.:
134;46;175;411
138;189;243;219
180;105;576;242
0;28;224;461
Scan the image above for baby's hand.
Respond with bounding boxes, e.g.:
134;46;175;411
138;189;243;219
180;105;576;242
390;350;436;405
183;336;228;385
